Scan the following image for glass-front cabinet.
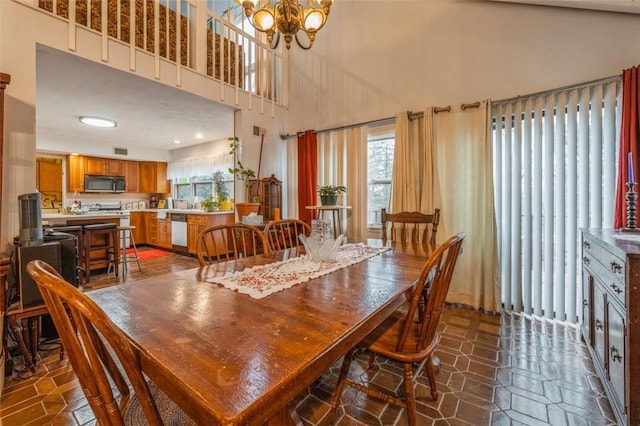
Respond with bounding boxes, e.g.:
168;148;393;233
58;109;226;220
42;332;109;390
248;174;282;221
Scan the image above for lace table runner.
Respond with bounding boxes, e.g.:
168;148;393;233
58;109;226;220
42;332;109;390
206;243;390;299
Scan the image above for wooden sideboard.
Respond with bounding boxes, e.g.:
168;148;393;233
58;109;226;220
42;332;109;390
581;229;640;425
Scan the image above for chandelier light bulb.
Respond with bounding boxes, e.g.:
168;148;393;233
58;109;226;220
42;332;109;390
240;0;333;50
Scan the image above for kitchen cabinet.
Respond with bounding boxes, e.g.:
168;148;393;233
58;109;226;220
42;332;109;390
139;162;170;194
248;174;282;222
67;154;85;192
130;212;145;245
157;215;172;249
144;212;158;246
581;229;640;425
85;156;125;176
187;212;234;255
125;161;139;193
37;161;63;193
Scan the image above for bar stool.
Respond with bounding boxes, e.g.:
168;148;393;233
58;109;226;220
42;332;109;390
117;225;142;278
82;223;118;283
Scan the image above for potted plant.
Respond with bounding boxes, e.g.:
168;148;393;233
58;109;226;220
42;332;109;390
228;137;261;219
318;185;346;206
213;170;233;211
200;194;219;212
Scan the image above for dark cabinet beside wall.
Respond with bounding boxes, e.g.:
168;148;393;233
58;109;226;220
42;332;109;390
581;229;640;425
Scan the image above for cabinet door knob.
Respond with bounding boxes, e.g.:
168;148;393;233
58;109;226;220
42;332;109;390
583;256;590;265
610;346;623;363
596;319;604;331
610;283;623;295
582;299;589;307
610;261;623;274
583;241;591;249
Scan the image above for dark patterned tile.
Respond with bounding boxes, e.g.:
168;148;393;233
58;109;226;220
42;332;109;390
1;267;618;426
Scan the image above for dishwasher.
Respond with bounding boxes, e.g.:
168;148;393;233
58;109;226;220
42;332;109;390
171;213;188;253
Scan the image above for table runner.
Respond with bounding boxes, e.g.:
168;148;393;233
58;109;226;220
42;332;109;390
206;243;390;299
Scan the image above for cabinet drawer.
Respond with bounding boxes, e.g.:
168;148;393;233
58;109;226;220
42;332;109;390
583;239;625;306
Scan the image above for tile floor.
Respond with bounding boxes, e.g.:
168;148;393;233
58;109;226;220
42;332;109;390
1;248;618;425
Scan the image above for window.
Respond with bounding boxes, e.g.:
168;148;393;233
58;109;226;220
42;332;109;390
367;130;395;227
172;172;233;201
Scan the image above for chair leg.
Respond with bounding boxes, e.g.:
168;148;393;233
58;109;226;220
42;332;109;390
367;351;376;368
425;354;439;401
402;362;418;426
330;348;355;410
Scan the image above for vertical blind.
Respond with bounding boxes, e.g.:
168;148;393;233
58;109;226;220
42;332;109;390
492;78;621;322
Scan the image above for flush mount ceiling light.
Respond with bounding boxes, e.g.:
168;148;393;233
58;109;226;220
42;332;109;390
238;0;334;50
79;116;117;128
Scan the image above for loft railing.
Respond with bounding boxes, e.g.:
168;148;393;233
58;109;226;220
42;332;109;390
18;0;285;111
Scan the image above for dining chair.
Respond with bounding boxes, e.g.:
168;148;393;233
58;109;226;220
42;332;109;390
330;232;466;426
381;208;441;245
196;223;268;266
263;219;311;252
25;259;195;426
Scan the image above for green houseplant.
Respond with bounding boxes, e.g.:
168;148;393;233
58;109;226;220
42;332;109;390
318;185;346;206
200;194;218;212
213;170;233;210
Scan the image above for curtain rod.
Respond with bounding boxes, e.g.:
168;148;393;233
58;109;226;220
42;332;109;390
280;116;395;140
409;102;481;119
492;74;621;106
280;101;482;139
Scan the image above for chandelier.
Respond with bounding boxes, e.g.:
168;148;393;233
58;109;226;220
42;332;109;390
237;0;334;50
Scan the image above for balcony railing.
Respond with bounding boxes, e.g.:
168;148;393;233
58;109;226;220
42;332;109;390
21;0;285;110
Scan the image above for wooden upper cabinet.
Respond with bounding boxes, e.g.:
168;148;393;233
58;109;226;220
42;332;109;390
139;161;170;194
125;161;139;192
67;155;85;192
37;161;63;192
85;156;125;176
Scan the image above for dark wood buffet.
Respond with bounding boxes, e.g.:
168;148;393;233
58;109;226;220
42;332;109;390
581;229;640;425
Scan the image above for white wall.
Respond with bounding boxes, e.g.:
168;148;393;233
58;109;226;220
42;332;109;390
0;0;287;247
287;1;640;132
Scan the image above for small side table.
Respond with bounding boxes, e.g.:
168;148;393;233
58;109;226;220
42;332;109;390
305;205;352;238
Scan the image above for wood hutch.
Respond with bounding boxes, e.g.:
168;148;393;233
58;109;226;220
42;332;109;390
581;229;640;425
248;174;282;222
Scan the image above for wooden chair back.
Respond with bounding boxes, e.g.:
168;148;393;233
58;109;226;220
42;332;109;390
25;260;164;425
263;219;311;252
381;208;440;245
196;224;268;266
398;232;465;354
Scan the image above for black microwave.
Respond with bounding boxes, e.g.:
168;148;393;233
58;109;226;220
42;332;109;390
84;175;126;193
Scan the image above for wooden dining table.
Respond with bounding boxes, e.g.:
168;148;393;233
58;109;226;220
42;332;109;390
87;241;432;425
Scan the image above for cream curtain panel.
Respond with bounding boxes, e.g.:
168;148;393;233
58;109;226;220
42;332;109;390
167;154;233;180
317;127;368;242
390;110;442;242
285;137;299;219
433;101;500;311
390;103;500;311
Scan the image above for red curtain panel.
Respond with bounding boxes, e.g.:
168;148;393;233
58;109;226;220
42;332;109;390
297;130;318;225
614;67;640;229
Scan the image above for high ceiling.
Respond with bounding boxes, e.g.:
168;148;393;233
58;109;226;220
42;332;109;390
36;45;235;155
485;0;640;14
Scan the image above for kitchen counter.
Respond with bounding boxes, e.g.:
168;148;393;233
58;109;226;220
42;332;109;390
132;209;234;215
43;212;130;226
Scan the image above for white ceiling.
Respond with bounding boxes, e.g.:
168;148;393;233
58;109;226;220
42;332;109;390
485;0;640;14
36;45;236;154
